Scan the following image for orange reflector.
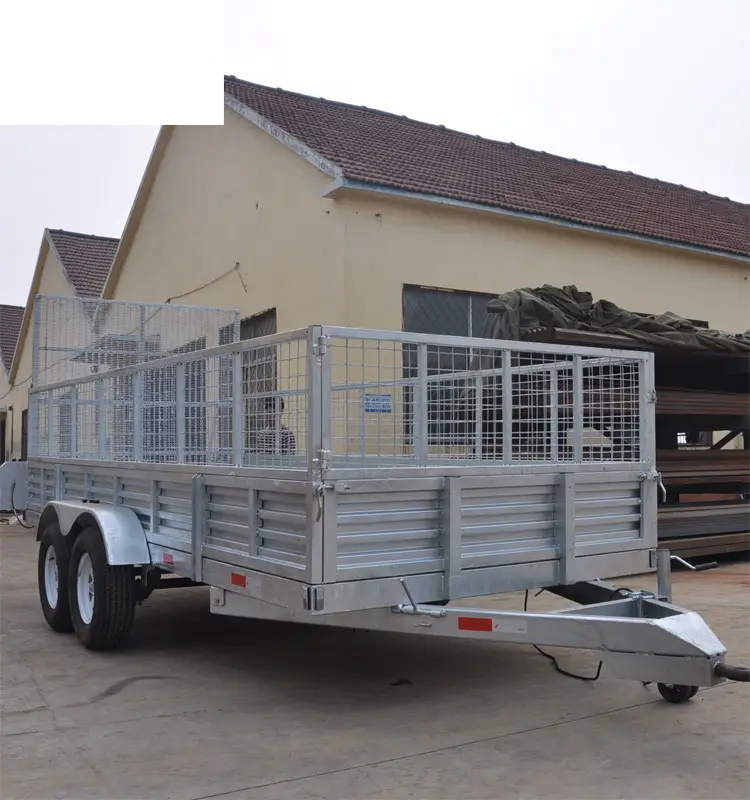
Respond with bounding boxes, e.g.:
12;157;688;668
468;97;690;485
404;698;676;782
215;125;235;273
231;573;247;588
458;616;493;632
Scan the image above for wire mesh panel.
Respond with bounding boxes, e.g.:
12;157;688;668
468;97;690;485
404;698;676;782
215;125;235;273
242;335;308;467
30;389;49;458
324;330;648;468
30;329;310;469
29;320;649;472
32;295;240;387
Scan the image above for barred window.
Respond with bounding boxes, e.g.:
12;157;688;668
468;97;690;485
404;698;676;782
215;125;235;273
217;309;278;464
402;285;495;443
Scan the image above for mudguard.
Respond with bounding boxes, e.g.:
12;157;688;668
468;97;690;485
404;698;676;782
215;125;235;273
36;501;152;566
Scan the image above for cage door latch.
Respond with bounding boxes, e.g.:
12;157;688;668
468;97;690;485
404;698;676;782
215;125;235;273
640;467;667;502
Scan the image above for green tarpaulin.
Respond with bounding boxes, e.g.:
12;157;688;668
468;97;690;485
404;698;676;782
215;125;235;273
481;284;750;354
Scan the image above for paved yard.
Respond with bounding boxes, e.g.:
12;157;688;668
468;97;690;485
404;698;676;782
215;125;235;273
2;524;748;799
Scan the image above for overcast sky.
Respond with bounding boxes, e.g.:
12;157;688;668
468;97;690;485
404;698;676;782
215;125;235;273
1;0;748;307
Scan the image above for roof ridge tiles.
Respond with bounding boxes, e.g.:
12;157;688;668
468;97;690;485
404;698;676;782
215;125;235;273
224;75;749;257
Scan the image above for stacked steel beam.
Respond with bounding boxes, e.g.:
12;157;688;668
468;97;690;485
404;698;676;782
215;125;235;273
657;449;750;487
656;388;749;416
659;503;750;540
521;327;749;556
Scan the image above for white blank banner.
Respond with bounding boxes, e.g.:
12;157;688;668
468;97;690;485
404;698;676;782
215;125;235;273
0;0;223;125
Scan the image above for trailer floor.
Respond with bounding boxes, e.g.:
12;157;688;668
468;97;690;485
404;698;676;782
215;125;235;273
2;526;748;800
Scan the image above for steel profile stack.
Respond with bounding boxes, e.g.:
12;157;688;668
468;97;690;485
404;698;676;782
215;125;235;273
522;327;749;557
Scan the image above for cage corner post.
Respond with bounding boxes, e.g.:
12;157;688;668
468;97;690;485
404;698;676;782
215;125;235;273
307;325;329;584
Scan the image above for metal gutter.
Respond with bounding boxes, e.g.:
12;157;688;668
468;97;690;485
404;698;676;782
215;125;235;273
323;178;750;265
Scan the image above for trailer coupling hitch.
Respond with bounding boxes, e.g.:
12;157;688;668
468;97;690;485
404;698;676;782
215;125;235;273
714;662;750;682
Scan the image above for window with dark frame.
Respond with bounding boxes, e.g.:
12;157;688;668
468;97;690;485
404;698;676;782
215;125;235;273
217;309;278;464
677;431;713;447
241;310;278;455
402;285;496;444
21;409;28;462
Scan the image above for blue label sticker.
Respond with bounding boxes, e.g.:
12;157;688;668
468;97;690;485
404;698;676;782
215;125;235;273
364;393;393;413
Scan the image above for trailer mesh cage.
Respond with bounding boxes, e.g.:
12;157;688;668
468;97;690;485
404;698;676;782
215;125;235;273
30;314;652;470
32;295;241;386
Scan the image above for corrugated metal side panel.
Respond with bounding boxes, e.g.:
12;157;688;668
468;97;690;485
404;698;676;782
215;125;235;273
257;490;308;568
27;465;44;511
89;474;115;505
335;488;443;576
575;478;642;548
154;479;193;550
42;469;56;504
460;482;557;567
205;482;251;555
61;469;86;501
118;474;151;532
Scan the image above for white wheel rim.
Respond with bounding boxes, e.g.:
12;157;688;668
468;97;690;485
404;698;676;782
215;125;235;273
44;547;59;609
76;553;95;625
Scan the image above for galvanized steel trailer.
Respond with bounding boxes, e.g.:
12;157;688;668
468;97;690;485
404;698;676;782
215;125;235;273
26;309;747;702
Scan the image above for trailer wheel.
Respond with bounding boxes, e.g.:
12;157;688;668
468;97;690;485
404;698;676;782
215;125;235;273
38;523;74;633
657;683;699;703
68;526;136;651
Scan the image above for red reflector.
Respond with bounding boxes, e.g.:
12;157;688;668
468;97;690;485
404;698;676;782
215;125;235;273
163;553;174;566
458;616;493;632
231;573;247;588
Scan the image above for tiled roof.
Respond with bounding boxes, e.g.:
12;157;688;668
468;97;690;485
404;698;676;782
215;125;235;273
225;76;750;258
0;304;24;375
47;229;120;297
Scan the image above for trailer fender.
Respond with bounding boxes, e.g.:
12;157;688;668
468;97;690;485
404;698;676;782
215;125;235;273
37;501;152;566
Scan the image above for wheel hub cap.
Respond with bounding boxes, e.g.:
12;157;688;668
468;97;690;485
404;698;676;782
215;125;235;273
44;547;59;609
76;553;95;625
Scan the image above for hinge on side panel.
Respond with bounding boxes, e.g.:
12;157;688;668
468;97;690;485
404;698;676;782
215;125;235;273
313;335;329;357
312;449;331;475
304;585;324;612
647;390;658;404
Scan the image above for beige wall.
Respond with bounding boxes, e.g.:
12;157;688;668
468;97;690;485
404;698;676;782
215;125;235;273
0;370;10;409
336;192;750;334
7;248;72;459
1;371;9;461
109;107;749;339
103;110;749;462
110;106;346;334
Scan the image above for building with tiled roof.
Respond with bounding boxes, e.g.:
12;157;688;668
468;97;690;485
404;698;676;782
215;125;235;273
0;304;24;460
46;229;119;298
0;304;24;378
101;76;747;350
11;76;748;458
4;228;118;460
223;77;749;260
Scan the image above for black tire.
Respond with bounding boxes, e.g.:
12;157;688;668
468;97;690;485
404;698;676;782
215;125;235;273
37;523;74;633
657;683;699;703
68;526;136;651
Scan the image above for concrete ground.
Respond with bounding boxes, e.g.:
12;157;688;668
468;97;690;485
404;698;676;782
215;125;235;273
2;523;748;800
